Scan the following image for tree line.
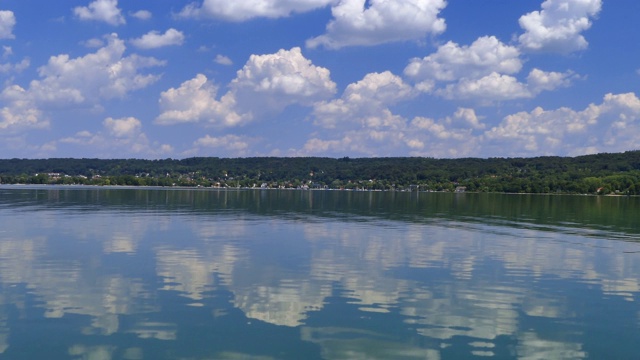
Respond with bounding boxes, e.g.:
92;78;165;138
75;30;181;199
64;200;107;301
1;151;640;194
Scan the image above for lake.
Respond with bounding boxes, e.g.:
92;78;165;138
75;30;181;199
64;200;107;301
0;186;639;359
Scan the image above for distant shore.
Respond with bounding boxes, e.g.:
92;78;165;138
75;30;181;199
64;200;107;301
1;183;637;197
1;153;639;195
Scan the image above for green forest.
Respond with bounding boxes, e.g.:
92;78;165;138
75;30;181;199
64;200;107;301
1;151;640;194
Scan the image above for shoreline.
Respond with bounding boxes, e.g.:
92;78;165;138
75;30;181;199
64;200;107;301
1;183;636;197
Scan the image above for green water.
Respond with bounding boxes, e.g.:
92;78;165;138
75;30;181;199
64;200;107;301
0;186;639;359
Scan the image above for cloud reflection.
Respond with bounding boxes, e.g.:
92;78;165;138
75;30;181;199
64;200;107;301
0;189;639;358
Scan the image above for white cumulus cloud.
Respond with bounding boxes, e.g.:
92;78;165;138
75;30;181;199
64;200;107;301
82;38;106;48
437;69;575;102
405;36;522;88
0;33;164;135
518;0;602;53
300;105;483;158
0;34;165;135
299;137;353;155
437;73;532;101
214;54;233;66
408;114;485;158
74;0;126;26
193;134;253;156
307;0;447;49
31;34;165;106
0;85;47;132
527;68;576;93
0;45;27;77
302;91;640;158
448;108;485;130
130;29;185;49
156;74;247;127
405;36;576;102
313;71;414;129
231;47;336;114
131;10;152;20
485;92;640;156
0;58;30;74
103;117;142;137
0;10;16;39
301;71;422;157
157;48;336;127
178;0;335;21
59;121;171;158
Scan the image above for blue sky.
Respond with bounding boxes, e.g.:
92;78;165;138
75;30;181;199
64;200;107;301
0;0;639;159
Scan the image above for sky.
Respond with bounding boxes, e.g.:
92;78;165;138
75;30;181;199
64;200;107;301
0;0;639;159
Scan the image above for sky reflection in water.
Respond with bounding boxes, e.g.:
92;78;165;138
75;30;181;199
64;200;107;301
0;187;639;359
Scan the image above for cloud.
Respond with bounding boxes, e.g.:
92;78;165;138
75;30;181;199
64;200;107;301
344;71;415;104
300;91;640;158
526;68;575;93
59;120;172;157
410;115;475;142
157;48;335;128
299;129;405;156
214;54;233;66
486;106;589;154
403;111;484;158
0;135;57;158
313;71;414;129
302;73;483;156
404;36;522;89
31;33;164;106
178;0;335;21
103;117;142;137
130;29;185;49
156;74;247;126
518;0;602;53
299;137;352;155
300;74;634;158
299;129;426;157
485;92;640;156
449;108;485;130
438;73;531;101
299;109;482;158
306;0;447;49
74;0;126;26
301;71;426;156
437;69;575;101
193;134;253;156
0;58;30;74
194;134;249;150
405;36;576;102
130;10;152;20
0;85;47;132
594;93;640;150
0;10;16;39
82;38;105;48
0;33;164;136
231;47;337;114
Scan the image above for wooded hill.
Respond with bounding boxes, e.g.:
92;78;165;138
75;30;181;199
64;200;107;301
1;151;640;194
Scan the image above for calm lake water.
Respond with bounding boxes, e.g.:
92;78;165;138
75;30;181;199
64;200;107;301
0;186;639;359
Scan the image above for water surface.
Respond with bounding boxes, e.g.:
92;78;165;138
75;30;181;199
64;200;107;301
0;186;639;359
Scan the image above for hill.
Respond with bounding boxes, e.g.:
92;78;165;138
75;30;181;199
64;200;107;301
1;151;640;194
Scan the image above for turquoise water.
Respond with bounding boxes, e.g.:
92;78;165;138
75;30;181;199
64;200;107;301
0;186;639;359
